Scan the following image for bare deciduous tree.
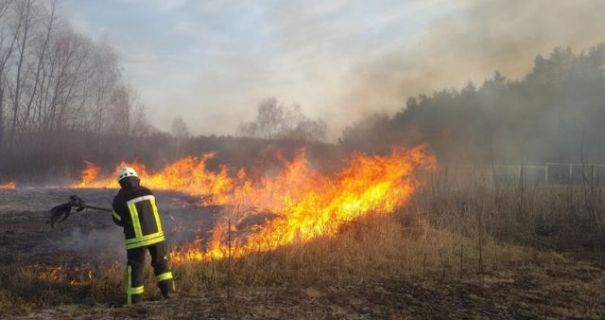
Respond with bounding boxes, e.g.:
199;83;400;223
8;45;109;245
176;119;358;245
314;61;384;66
238;98;326;142
0;0;151;171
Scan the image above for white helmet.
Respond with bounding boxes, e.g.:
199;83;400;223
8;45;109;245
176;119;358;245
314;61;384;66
117;167;138;182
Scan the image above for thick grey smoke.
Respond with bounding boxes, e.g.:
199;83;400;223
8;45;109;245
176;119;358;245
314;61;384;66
339;0;605;135
61;0;605;142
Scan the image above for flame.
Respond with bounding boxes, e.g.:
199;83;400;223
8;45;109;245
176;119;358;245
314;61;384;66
0;181;16;190
73;146;435;263
37;264;94;285
71;154;233;205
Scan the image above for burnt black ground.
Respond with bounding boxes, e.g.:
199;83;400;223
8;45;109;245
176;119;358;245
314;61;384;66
0;188;219;281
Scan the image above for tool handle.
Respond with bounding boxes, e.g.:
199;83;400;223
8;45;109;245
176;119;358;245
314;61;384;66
80;204;112;212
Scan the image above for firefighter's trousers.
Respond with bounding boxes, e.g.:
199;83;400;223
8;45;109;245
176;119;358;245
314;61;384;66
126;241;175;304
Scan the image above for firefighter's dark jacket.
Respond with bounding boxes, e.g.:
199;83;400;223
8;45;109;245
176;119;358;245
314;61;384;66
112;184;165;249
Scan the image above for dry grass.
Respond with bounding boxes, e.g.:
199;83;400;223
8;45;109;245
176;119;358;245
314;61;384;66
2;173;604;317
0;210;541;313
418;166;605;249
171;211;539;294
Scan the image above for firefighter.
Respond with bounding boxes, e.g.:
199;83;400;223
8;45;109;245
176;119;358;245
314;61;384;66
111;167;175;305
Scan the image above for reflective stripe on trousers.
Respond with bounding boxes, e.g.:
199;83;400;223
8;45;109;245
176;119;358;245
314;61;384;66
127;265;144;305
156;271;173;282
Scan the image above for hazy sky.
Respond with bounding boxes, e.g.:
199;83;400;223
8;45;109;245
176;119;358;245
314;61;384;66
61;0;605;140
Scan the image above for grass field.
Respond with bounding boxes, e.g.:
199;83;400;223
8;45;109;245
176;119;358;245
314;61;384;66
1;173;604;319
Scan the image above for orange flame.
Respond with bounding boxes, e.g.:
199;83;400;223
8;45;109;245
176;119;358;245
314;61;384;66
0;181;16;190
37;265;94;285
71;154;233;205
72;146;435;263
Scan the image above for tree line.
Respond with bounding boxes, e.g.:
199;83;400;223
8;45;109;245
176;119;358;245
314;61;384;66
3;1;603;181
340;44;605;164
0;0;150;153
0;0;152;180
237;97;327;142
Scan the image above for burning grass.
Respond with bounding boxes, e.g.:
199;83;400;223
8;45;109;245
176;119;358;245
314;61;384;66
0;181;16;190
0;210;543;315
2;182;604;318
2;150;605;318
72;146;436;263
170;212;540;291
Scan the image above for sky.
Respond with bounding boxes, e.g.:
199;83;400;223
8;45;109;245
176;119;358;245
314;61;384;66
61;0;605;140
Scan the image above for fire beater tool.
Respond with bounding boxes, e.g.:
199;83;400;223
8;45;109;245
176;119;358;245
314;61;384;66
48;195;111;228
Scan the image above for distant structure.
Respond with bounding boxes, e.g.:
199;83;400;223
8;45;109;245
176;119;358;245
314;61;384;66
511;163;605;186
430;163;605;187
